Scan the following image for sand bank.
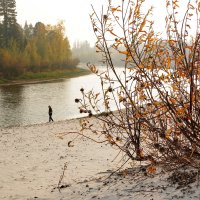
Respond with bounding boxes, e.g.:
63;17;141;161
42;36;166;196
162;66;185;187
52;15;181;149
0;118;199;200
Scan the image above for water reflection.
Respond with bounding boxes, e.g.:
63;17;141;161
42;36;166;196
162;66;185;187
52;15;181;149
0;85;25;127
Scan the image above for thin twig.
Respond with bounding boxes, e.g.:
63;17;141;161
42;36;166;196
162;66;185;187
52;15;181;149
58;162;68;193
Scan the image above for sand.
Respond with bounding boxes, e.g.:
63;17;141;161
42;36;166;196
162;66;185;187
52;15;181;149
0;118;200;200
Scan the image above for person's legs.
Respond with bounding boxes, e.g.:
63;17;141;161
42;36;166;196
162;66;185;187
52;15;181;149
49;114;53;122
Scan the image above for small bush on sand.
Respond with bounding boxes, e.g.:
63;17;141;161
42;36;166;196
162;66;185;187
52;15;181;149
76;0;200;171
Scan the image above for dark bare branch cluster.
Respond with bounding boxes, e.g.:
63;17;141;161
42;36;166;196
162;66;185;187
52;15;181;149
76;0;200;171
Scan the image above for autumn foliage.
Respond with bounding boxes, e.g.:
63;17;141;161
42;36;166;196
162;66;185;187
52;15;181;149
76;0;200;170
0;22;79;79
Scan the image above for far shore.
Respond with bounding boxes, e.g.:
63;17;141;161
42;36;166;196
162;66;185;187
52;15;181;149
0;77;77;87
0;67;91;86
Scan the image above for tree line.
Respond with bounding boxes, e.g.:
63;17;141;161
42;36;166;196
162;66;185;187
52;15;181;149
0;0;79;79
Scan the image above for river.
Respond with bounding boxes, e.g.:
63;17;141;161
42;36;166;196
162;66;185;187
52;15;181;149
0;72;104;128
0;65;128;128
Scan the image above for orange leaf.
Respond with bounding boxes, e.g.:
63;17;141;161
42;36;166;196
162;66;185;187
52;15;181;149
139;149;144;158
119;95;125;103
108;30;118;37
154;101;161;106
167;57;171;69
147;166;157;174
168;39;176;45
89;64;97;73
139;21;146;32
173;1;179;8
172;83;179;91
159;74;165;81
111;6;122;12
128;7;133;21
185;45;193;50
177;107;185;115
165;128;173;140
169;97;177;104
139;94;146;100
119;51;129;55
138;65;144;69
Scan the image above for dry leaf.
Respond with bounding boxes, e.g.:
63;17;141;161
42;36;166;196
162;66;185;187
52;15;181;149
119;51;129;55
68;141;74;147
147;166;157;174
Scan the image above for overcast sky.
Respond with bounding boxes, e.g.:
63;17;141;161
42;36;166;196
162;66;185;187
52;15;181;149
16;0;191;46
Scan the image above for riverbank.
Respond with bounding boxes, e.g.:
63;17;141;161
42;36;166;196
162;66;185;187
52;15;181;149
0;67;91;86
0;118;199;200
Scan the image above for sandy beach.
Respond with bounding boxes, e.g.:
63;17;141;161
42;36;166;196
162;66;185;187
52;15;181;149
0;118;200;200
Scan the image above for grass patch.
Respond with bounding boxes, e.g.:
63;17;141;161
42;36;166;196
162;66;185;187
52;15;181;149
19;68;90;80
0;68;91;85
0;78;7;84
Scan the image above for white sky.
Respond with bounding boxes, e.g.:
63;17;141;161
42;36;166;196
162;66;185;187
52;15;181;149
16;0;109;46
16;0;193;46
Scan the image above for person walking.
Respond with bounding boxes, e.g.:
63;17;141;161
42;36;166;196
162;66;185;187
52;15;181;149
48;105;54;122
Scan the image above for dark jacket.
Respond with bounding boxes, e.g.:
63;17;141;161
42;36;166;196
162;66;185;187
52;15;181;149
48;106;53;115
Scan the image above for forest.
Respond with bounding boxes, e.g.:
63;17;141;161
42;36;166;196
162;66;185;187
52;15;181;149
0;0;79;80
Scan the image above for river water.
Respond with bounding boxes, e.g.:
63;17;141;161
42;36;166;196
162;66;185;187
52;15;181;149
0;73;104;128
0;66;128;128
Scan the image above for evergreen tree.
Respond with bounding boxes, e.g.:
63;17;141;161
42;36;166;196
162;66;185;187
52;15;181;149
0;0;17;48
24;21;34;40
